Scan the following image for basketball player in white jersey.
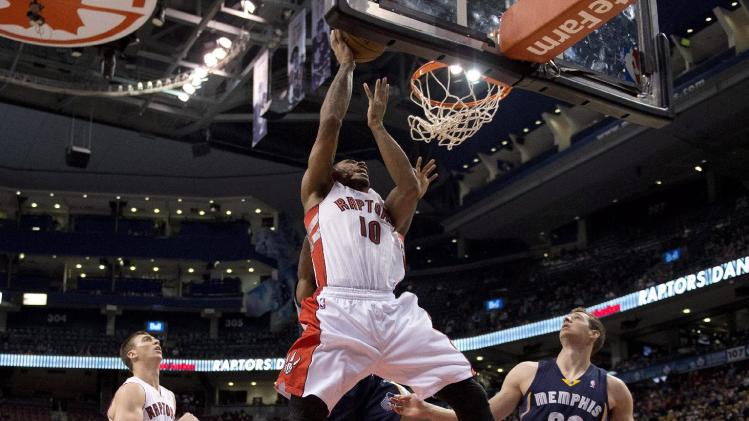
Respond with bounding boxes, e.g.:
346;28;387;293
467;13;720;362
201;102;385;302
107;331;198;421
275;29;494;421
390;308;634;421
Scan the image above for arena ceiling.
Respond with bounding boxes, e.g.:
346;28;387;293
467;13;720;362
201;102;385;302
0;0;746;238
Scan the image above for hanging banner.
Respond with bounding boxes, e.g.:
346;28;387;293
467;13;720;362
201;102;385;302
310;1;331;92
252;49;269;147
287;9;306;107
0;0;157;47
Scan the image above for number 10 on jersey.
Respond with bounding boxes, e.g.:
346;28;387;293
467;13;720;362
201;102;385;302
359;216;381;244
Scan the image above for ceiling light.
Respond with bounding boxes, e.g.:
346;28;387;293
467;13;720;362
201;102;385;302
19;253;25;260
682;308;691;314
182;83;196;95
80;273;87;278
497;368;504;373
731;1;738;6
31;227;40;231
131;207;137;213
554;108;561;114
251;381;257;386
226;210;232;216
151;2;166;27
75;263;82;269
254;208;262;214
177;198;183;202
501;140;509;146
145;197;150;201
203;52;218;67
535;120;542;125
153;208;160;214
612;198;618;203
176;209;183;215
217;37;232;49
523;127;529;133
209;200;214;204
705;16;712;22
241;0;256;14
473;158;479;163
448;64;463;75
53;203;61;209
694;165;703;172
490;147;497;152
177;93;189;102
86;257;90;260
686;28;694;34
153;266;160;272
199;210;206;216
703;317;711;323
99;264;106;270
129;265;136;271
465;69;481;83
116;196;121;200
451;238;457;243
248;267;255;273
655;180;662;185
241;198;246;202
462;164;469;169
213;47;228;60
227;382;234;387
31;202;38;208
49;193;54;197
82;194;88;198
226;268;233;274
427;259;432;263
15;190;21;195
476;356;483;361
416;246;421;250
188;268;195;273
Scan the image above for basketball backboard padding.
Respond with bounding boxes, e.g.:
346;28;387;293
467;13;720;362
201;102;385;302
500;0;637;63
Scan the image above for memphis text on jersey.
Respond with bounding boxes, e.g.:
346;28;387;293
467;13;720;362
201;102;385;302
145;401;174;419
532;390;604;417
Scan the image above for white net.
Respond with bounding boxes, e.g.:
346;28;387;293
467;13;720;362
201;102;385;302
408;66;508;150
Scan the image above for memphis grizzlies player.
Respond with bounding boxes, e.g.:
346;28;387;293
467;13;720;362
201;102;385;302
391;308;634;420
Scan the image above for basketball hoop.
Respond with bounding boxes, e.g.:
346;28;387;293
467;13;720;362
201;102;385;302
408;61;512;150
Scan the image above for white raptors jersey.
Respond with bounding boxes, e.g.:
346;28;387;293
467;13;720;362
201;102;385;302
119;376;176;421
305;182;405;291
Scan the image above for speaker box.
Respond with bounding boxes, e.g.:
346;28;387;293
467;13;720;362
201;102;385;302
66;145;91;168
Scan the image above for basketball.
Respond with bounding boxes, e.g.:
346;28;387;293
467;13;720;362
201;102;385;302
340;31;385;63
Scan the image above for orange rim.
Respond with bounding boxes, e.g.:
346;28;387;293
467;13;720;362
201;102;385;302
410;61;512;109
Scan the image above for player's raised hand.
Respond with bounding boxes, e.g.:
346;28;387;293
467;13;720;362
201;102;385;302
330;29;354;65
363;77;389;128
414;157;438;199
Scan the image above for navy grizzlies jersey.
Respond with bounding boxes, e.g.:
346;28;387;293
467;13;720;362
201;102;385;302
518;359;608;421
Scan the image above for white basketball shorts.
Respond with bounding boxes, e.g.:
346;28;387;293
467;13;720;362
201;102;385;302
275;286;475;411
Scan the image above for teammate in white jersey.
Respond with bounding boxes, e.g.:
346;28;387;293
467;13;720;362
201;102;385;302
275;29;494;421
107;331;198;421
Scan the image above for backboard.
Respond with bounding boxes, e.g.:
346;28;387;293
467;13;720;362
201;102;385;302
324;0;673;127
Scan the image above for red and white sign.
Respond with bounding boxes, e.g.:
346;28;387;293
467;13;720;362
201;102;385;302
0;0;156;47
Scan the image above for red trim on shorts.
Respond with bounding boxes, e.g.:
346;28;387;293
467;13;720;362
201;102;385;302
276;287;323;398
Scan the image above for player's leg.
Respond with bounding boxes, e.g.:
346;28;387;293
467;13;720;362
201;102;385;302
277;292;381;418
375;292;493;421
434;377;492;421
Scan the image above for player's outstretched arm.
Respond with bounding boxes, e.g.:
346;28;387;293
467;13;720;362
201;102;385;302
363;77;420;235
295;238;316;304
301;29;355;212
394;156;438;235
608;375;634;421
487;362;535;420
109;383;146;421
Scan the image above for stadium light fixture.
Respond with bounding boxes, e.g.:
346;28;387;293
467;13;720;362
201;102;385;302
188;267;195;273
682;308;691;314
217;37;232;49
31;202;38;208
241;0;256;14
703;317;711;323
203;53;218;67
251;381;257;386
254;208;262;214
213;47;228;60
176;209;183;215
694;166;703;172
476;356;483;361
449;64;463;75
177;92;189;102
